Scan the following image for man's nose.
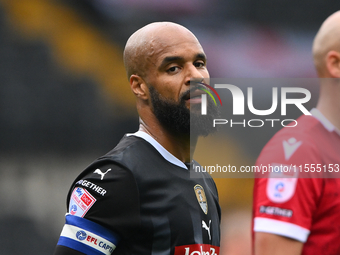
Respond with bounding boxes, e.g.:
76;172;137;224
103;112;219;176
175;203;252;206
185;65;204;85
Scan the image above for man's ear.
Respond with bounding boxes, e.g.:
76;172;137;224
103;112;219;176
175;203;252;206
326;50;340;78
130;74;149;100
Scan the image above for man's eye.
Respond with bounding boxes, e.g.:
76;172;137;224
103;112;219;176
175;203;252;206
195;62;205;68
167;66;179;73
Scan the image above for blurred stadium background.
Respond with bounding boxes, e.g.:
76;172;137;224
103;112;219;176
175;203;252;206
0;0;338;254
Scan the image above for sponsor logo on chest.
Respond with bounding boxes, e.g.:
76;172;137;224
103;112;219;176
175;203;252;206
175;244;219;255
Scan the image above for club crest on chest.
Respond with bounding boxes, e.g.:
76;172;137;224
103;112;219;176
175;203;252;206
194;184;208;214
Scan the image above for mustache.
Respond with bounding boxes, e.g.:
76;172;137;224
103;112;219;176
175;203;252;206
180;82;208;101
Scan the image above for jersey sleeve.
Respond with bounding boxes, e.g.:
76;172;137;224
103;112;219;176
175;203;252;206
54;162;140;254
253;133;323;242
54;214;120;255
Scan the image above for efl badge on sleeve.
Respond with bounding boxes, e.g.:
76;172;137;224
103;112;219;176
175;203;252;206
266;164;298;203
69;187;96;217
194;184;208;214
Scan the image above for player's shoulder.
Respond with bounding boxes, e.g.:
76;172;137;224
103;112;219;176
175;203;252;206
258;115;323;163
102;134;153;159
66;157;140;218
66;136;144;206
77;134;152;179
68;160;137;195
97;134;163;170
271;114;321;143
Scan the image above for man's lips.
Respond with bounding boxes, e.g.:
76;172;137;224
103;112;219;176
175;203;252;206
184;89;205;103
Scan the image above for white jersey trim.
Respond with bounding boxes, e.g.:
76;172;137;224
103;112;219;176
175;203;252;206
254;217;310;243
311;108;340;135
127;131;187;170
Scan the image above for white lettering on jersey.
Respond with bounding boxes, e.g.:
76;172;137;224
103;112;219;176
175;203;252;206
282;137;302;161
175;244;219;255
94;168;111;180
76;180;107;196
60;223;116;254
184;246;216;255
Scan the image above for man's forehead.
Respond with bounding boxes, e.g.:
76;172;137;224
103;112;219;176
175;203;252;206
150;31;204;59
141;22;201;49
154;42;205;69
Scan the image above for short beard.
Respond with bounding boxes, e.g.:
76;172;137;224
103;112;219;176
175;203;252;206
149;86;219;138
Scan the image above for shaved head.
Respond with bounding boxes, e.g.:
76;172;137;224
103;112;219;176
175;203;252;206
122;22;214;137
313;11;340;75
123;22;202;79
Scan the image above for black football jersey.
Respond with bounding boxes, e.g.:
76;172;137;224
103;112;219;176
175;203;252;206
54;132;221;255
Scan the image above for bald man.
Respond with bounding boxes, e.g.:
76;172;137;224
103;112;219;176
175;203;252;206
53;22;221;255
252;12;340;255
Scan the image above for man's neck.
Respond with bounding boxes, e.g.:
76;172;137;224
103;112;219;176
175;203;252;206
317;103;340;131
138;121;197;163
